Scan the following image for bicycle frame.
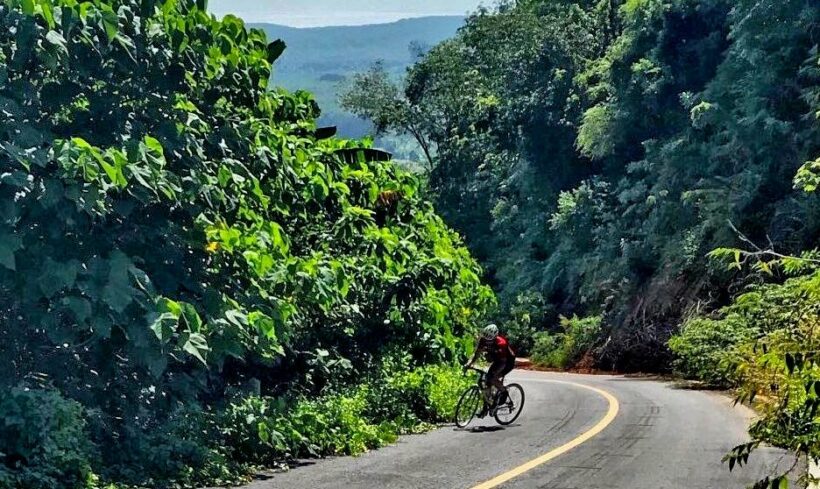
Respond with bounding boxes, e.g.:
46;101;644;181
465;365;508;388
465;365;488;389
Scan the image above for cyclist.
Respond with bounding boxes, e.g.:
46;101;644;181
464;324;516;417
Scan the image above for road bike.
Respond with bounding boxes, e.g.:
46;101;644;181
455;366;525;428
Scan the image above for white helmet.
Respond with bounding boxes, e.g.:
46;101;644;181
481;324;499;340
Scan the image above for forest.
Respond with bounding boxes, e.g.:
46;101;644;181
342;0;820;484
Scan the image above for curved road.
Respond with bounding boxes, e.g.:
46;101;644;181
240;371;795;489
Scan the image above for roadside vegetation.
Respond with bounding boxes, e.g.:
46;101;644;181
531;315;601;369
671;215;820;486
0;0;491;487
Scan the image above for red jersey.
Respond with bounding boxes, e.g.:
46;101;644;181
479;335;515;362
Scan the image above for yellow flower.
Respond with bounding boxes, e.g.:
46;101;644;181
205;242;220;253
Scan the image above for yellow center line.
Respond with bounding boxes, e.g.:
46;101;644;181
469;379;620;489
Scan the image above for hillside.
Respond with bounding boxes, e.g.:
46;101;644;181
251;16;464;140
252;16;465;74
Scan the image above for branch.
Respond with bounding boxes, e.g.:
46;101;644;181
407;122;435;173
726;220;820;267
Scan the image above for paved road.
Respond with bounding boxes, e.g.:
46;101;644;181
239;371;795;489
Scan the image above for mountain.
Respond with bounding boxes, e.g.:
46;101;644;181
250;16;465;141
252;16;464;77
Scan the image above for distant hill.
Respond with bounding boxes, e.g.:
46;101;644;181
250;16;465;144
252;16;464;78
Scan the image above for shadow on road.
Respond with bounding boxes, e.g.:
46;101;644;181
248;459;317;482
468;425;505;433
455;424;522;434
602;375;730;392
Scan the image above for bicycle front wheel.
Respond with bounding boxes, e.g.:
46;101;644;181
454;386;482;428
494;383;525;425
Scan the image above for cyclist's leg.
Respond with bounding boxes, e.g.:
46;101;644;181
496;356;516;404
487;361;507;401
480;361;504;414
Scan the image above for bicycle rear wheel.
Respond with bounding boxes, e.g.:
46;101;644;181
494;383;525;425
454;386;482;428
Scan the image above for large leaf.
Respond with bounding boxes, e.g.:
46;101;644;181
102;251;137;313
44;30;68;56
266;39;286;63
182;332;209;365
0;231;22;271
37;258;79;298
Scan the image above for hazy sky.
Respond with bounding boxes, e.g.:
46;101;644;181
209;0;486;27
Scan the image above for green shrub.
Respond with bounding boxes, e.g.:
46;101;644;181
363;360;431;426
531;316;602;369
422;365;473;421
500;291;553;356
290;388;398;456
218;364;468;467
224;389;398;462
0;388;95;489
668;273;820;386
102;405;246;489
668;316;756;386
708;269;820;485
387;364;471;422
531;332;566;368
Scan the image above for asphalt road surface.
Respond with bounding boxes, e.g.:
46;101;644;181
238;371;795;489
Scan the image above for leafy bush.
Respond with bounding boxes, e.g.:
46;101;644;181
668;316;756;386
0;388;95;489
499;291;553;356
716;271;820;486
218;364;468;466
531;332;565;368
386;364;472;422
531;316;601;369
288;389;400;457
422;365;473;420
103;404;246;488
670;271;820;386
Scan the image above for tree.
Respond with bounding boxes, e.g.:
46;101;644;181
340;62;436;171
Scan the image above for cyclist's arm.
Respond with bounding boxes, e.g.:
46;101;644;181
465;339;483;367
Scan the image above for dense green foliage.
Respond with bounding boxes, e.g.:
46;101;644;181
672;260;820;486
0;389;95;489
217;363;470;467
344;0;820;372
531;315;601;369
670;110;820;485
667;316;753;386
0;0;493;486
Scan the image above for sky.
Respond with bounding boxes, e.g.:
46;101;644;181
208;0;487;27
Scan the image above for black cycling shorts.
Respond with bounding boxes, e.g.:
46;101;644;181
488;356;515;381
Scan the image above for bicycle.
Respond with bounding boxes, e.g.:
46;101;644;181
455;366;525;428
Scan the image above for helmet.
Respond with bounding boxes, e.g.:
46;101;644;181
481;324;499;340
